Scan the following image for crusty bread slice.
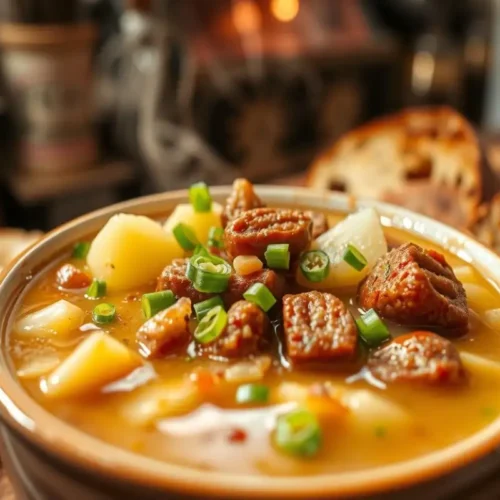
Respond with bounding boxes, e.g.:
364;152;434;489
472;194;500;253
307;107;482;228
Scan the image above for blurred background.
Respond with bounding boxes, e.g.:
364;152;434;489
0;0;496;231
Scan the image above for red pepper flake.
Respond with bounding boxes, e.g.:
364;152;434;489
227;428;247;443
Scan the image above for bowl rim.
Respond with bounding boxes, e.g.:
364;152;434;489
2;185;500;499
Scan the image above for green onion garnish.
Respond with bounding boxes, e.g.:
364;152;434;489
86;279;106;299
342;243;367;271
299;250;330;282
194;305;227;344
189;182;212;212
236;383;270;404
208;226;224;249
193;244;210;257
356;309;390;347
274;408;322;457
194;296;225;321
72;242;91;260
173;223;199;251
92;303;116;324
243;283;276;312
186;254;232;293
264;243;290;270
141;290;176;319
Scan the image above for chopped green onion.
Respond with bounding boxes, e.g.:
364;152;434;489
299;250;330;282
173;223;199;251
72;242;91;260
274;408;322;457
243;283;276;312
86;279;106;299
264;244;290;270
92;303;116;324
189;182;212;212
342;243;367;271
356;309;390;347
187;254;232;293
193;244;210;257
194;305;227;344
236;383;269;404
208;226;224;249
194;296;225;321
141;290;176;319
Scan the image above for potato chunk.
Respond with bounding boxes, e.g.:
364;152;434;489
87;214;183;291
42;331;142;398
15;300;84;339
297;208;387;289
163;202;223;248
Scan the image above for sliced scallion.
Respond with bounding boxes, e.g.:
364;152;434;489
194;305;227;344
208;226;224;249
342;243;367;271
189;182;212;212
86;279;106;299
193;244;210;257
243;283;276;312
264;243;290;270
72;242;91;260
274;408;322;457
141;290;176;319
236;383;269;404
194;296;225;321
92;303;116;324
186;254;232;293
299;250;329;282
173;223;199;251
356;309;390;347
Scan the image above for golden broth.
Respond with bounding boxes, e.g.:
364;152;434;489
8;216;500;477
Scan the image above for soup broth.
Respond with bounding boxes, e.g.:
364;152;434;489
8;187;500;477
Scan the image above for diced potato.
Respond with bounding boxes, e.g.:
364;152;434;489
482;309;500;331
15;300;84;339
42;331;142;398
460;352;500;378
297;208;387;289
342;389;412;434
87;214;183;291
163;203;223;248
17;353;60;380
121;380;201;426
453;265;476;284
224;356;272;384
464;284;500;313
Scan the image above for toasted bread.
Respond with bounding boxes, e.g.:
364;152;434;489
307;107;482;228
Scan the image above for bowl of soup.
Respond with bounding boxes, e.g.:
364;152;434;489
2;181;500;499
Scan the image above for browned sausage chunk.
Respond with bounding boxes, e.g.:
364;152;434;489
224;208;312;260
368;331;465;384
221;178;265;227
157;260;284;307
358;243;468;335
199;300;268;358
304;210;329;239
224;269;285;307
56;264;92;289
156;259;213;304
283;291;357;363
136;297;192;358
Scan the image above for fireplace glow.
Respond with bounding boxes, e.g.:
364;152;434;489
232;0;262;34
270;0;299;22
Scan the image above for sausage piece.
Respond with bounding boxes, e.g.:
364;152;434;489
224;208;312;260
157;261;284;307
136;297;192;358
358;243;468;335
304;210;329;239
56;264;91;289
283;291;357;363
368;331;465;384
198;300;268;358
221;178;265;227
